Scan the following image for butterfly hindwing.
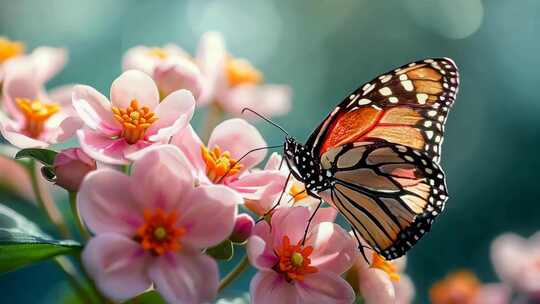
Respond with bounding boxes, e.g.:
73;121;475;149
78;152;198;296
320;140;448;260
307;58;459;162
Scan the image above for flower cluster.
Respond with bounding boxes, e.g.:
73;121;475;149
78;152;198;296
0;34;416;304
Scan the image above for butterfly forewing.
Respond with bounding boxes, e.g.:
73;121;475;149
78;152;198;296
320;141;448;260
306;58;459;162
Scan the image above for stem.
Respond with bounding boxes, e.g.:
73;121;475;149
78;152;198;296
28;160;71;238
54;256;94;303
218;255;250;292
202;102;224;142
69;191;91;241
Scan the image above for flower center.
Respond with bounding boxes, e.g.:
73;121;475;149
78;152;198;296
225;57;263;87
0;37;24;63
147;47;169;60
371;252;400;282
136;208;186;256
289;182;308;203
112;99;158;144
200;144;243;183
16;98;59;138
274;235;318;282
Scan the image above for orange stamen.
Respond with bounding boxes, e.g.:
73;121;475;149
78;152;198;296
289;182;308;204
0;37;24;63
200;144;243;183
112;100;158;144
135;208;186;256
225;56;263;87
429;270;481;304
371;252;400;282
146;47;168;60
16;98;59;138
274;235;318;282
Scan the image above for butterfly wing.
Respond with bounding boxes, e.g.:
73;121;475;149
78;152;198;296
306;58;459;163
319;140;448;260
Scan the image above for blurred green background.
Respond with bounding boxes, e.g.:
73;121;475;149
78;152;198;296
1;0;539;303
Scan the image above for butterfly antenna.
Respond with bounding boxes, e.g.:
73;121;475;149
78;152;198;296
216;144;284;184
241;108;289;136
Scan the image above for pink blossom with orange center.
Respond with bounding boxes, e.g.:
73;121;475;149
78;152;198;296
195;32;291;117
0;56;81;148
246;206;357;304
73;70;196;164
79;145;239;303
172;118;288;201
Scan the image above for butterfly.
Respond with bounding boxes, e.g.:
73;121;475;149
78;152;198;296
281;58;459;260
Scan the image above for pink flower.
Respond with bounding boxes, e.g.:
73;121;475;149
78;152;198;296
195;32;291;117
245;152;337;222
491;232;540;298
53;148;96;192
246;206;357;304
79;145;240;303
0;59;80;148
230;213;255;243
172;118;287;200
351;236;415;304
73;70;195;164
123;44;204;100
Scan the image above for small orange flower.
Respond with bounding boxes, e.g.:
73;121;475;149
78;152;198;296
225;56;263;87
371;252;400;282
201;144;243;183
289;181;308;204
0;37;24;63
274;235;318;282
135;208;186;256
112;99;158;144
430;270;481;304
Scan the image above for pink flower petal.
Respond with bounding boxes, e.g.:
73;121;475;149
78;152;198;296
48;84;75;110
82;233;150;302
196;32;226;106
30;47;67;83
170;124;206;176
491;233;527;285
47;115;83;143
149;253;218;304
357;263;396;304
247;235;279;271
227;170;287;200
0;112;48;148
129;145;194;211
305;222;357;274
146;89;195;142
77;129;130;165
296;270;356;304
264;152;283;171
250;271;300;304
220;84;292;117
395;274;415;304
474;283;511;304
72;85;120;136
154;58;204;100
122;46;158;75
270;207;311;247
110;70;159;110
208;118;266;171
310;207;338;225
2;62;40;123
78;169;143;235
179;184;239;249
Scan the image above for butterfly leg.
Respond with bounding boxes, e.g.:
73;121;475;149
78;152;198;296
351;226;371;264
257;172;292;224
301;198;323;245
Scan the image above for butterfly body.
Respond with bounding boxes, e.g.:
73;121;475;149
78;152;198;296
282;58;459;260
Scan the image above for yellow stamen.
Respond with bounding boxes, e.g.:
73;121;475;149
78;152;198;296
225;56;263;87
112;99;158;144
200;144;243;183
289;182;308;203
16;98;59;138
0;37;25;63
371;253;400;282
147;47;168;60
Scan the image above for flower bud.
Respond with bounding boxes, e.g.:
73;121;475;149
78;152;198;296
230;213;254;244
53;148;96;192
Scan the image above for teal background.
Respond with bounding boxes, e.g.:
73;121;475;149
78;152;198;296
1;0;539;303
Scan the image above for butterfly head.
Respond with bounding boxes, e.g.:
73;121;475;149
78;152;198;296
283;137;332;193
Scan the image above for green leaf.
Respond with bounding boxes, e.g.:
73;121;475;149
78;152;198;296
15;148;58;166
0;204;81;274
123;291;166;304
206;239;234;261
